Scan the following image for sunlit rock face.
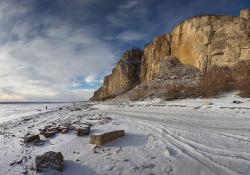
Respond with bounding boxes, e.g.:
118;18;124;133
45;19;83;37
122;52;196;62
91;10;250;101
141;9;250;82
90;49;143;101
171;14;250;70
140;34;172;82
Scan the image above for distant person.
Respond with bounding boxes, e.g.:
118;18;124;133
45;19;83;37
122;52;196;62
45;106;48;110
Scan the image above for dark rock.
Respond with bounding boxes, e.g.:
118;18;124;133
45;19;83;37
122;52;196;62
233;100;243;104
24;134;40;144
23;118;31;122
76;126;90;136
47;127;61;132
74;108;82;111
69;125;76;130
35;151;64;172
42;131;57;138
9;158;23;166
40;126;66;137
60;128;69;134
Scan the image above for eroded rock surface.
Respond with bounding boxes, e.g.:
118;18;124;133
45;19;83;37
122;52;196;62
90;48;143;101
24;134;40;144
35;151;64;172
90;130;125;146
91;9;250;101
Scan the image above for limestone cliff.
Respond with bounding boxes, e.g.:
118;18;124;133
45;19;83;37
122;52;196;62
140;10;250;81
90;48;143;101
91;9;250;101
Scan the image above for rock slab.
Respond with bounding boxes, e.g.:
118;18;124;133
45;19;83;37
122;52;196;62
90;130;125;146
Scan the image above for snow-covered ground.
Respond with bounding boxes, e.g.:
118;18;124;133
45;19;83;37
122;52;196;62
0;93;250;175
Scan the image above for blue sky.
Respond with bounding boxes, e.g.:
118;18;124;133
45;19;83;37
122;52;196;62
0;0;249;102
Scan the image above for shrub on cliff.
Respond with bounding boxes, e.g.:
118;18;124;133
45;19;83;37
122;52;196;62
125;48;143;61
237;69;250;97
199;66;232;97
164;83;200;100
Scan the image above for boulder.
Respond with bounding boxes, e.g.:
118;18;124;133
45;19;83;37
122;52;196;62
24;134;40;144
42;131;57;138
35;151;64;172
40;126;67;138
76;126;90;136
90;130;125;146
233;100;243;104
47;127;61;132
60;127;69;134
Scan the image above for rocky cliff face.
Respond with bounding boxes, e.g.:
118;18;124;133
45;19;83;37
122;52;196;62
90;48;143;101
91;10;250;101
171;15;250;70
141;10;250;82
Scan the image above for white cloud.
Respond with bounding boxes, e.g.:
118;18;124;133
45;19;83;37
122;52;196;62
119;0;140;9
106;0;149;27
117;30;145;42
0;1;117;102
84;75;97;84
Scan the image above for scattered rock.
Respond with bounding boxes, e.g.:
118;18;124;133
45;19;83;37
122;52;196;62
40;125;69;137
71;107;82;112
42;131;57;138
30;165;36;171
59;107;63;110
24;134;40;144
35;151;64;172
47;127;61;132
98;117;113;125
90;130;125;146
233;100;243;104
69;125;76;130
60;128;69;134
22;170;28;175
10;159;22;166
142;164;155;169
193;106;201;110
76;126;90;136
22;118;32;122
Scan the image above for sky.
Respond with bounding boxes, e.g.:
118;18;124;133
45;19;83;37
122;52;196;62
0;0;249;102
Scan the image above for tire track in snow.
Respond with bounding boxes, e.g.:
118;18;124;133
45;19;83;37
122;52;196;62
163;127;250;162
205;129;250;142
108;108;250;132
108;110;249;175
142;122;239;175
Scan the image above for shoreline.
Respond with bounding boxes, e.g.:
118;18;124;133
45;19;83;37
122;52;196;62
0;94;250;175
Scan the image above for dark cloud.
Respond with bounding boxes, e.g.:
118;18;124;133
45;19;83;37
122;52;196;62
0;0;249;101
